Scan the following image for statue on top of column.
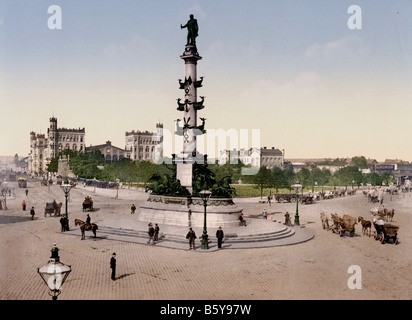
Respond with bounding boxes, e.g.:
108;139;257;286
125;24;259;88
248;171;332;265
180;14;199;46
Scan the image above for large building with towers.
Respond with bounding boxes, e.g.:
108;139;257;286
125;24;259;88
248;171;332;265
28;117;86;175
125;123;163;162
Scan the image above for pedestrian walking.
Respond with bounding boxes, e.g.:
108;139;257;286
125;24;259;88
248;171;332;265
30;207;35;220
186;227;197;250
22;200;26;211
110;253;116;280
25;189;28;196
154;223;160;242
148;223;155;245
262;208;268;219
284;211;291;226
131;204;136;214
216;226;224;249
239;213;247;226
267;194;272;206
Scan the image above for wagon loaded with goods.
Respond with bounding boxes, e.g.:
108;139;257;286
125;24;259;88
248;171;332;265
330;213;357;237
373;219;399;244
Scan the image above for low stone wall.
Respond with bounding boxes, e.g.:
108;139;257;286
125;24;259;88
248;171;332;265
138;194;243;228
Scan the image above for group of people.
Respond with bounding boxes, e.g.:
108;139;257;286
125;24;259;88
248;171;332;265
147;223;160;245
21;199;36;220
185;226;225;250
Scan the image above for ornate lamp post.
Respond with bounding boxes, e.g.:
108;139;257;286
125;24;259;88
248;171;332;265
60;183;73;230
292;184;302;226
199;190;212;250
37;243;71;300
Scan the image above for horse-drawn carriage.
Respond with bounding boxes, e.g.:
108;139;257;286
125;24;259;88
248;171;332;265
274;193;296;203
82;196;94;211
18;177;27;188
44;200;62;217
373;220;399;244
300;194;315;204
331;213;357;237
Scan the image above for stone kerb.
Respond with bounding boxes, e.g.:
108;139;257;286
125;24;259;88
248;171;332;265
138;194;243;228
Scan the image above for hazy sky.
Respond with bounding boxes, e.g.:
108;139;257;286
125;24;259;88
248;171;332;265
1;0;411;162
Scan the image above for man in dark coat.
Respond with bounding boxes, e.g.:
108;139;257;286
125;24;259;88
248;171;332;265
216;226;224;249
148;223;155;245
110;253;116;280
154;223;160;242
186;228;197;250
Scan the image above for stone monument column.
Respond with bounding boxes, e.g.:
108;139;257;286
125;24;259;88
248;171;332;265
179;45;202;157
176;15;206;193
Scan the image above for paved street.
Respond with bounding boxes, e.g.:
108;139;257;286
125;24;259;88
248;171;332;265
1;180;411;300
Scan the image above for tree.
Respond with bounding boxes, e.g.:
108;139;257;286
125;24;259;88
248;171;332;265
333;166;362;187
253;166;273;198
296;167;311;189
350;156;367;169
272;167;286;193
283;167;296;189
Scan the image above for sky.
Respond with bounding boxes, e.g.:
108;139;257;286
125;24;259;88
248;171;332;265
1;0;411;162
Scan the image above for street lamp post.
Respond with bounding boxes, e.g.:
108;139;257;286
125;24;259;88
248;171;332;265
60;183;73;230
37;243;71;300
199;190;212;250
292;184;302;226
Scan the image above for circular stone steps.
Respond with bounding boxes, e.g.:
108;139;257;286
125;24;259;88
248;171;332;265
65;213;314;250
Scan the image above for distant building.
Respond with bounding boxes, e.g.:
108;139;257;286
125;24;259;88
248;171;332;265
260;147;284;170
394;164;412;184
218;146;283;170
29;117;85;175
86;141;126;162
125;123;163;162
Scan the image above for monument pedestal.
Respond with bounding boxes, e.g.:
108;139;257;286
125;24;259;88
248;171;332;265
138;194;243;228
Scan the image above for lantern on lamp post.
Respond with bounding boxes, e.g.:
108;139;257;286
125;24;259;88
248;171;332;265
199;190;212;250
37;243;71;300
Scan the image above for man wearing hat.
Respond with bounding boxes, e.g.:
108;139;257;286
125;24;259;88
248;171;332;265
148;223;155;245
110;253;116;280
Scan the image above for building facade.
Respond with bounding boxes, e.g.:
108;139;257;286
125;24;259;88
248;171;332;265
217;147;283;170
86;141;126;162
29;117;85;175
125;123;163;162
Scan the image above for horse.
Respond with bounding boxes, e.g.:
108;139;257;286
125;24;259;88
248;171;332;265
75;219;98;240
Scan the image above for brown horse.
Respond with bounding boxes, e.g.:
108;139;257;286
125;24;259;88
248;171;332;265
75;219;98;240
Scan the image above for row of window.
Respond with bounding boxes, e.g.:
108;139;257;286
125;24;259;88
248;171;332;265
105;155;125;162
55;135;84;142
